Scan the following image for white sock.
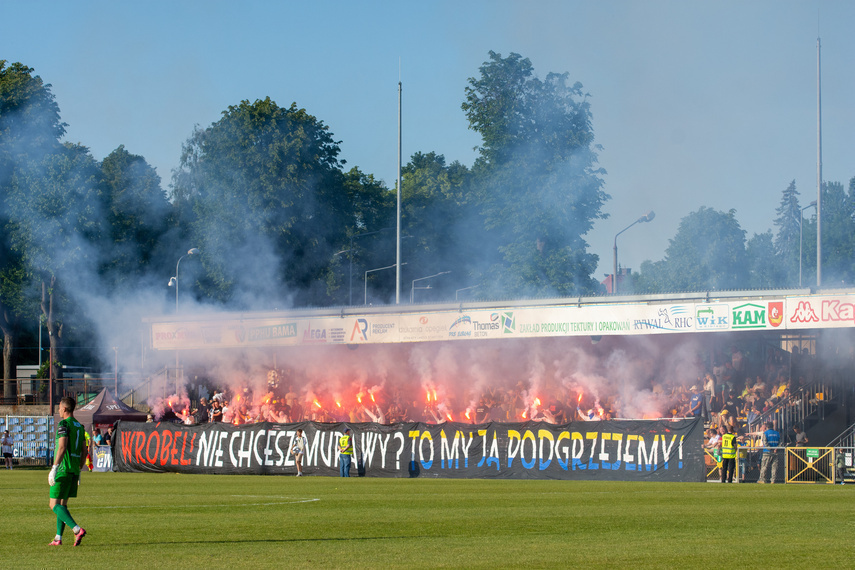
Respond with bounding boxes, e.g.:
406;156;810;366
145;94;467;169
54;535;62;541
72;526;80;534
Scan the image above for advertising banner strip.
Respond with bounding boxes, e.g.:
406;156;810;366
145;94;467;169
147;294;853;351
113;418;705;482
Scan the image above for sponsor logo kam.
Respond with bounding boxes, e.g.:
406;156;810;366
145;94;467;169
732;303;766;329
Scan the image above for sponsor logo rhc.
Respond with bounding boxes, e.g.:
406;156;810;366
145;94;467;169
633;305;693;331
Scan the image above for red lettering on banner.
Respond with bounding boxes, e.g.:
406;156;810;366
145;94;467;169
179;432;192;465
160;431;173;466
146;431;160;464
170;432;180;465
121;431;134;463
134;432;145;464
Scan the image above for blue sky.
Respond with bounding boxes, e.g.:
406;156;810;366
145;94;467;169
3;0;853;280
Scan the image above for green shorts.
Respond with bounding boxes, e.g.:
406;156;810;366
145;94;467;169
49;472;79;500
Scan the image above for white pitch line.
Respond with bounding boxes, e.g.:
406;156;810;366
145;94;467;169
77;498;320;509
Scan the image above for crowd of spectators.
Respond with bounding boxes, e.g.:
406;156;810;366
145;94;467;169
160;342;820;438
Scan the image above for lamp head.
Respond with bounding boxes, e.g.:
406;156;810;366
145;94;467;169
638;211;655;223
168;277;176;287
188;248;201;255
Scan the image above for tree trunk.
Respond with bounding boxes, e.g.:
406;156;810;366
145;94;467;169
0;302;16;400
41;276;62;403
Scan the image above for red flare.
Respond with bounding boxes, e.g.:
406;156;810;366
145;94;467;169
313;400;322;409
522;411;527;419
534;397;541;407
426;390;431;403
370;393;376;403
465;410;471;420
357;395;362;404
432;389;438;401
336;401;342;408
446;413;453;422
578;393;583;404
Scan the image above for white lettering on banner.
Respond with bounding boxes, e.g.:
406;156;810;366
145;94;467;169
376;433;391;469
253;430;265;466
236;431;253;468
393;432;406;470
440;430;460;469
139;424;695;475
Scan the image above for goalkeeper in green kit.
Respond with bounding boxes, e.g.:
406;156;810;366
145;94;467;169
48;396;87;546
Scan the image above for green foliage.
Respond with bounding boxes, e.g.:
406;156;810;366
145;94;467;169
398;152;473;300
773;180;803;286
0;60;66;185
172;98;352;307
7;143;103;275
746;231;782;289
638;207;748;292
463;51;608;297
98;145;171;290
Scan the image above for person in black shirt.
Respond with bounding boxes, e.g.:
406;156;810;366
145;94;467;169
210;400;223;423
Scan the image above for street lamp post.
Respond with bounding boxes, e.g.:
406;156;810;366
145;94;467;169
799;201;817;287
168;248;199;377
342;228;394;305
613;212;655;294
411;271;451;304
168;248;200;312
455;285;479;300
365;263;407;305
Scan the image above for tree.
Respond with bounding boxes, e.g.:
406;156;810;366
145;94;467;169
462;51;608;297
637;207;748;292
772;180;802;286
0;61;66;386
7;143;103;382
333;167;394;305
746;231;782;289
171;98;351;308
818;180;855;286
397;152;472;302
98;145;172;291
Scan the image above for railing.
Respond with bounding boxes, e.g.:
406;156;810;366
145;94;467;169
120;366;177;408
747;381;836;437
1;378;117;406
828;424;855;449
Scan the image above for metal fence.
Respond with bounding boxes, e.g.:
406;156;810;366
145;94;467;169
1;378;117;406
1;415;54;465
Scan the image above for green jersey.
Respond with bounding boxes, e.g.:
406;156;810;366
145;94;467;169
55;417;86;476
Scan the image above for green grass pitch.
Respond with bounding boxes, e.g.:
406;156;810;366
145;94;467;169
1;469;851;568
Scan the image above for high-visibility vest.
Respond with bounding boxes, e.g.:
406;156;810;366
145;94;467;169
721;433;737;459
339;434;352;455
